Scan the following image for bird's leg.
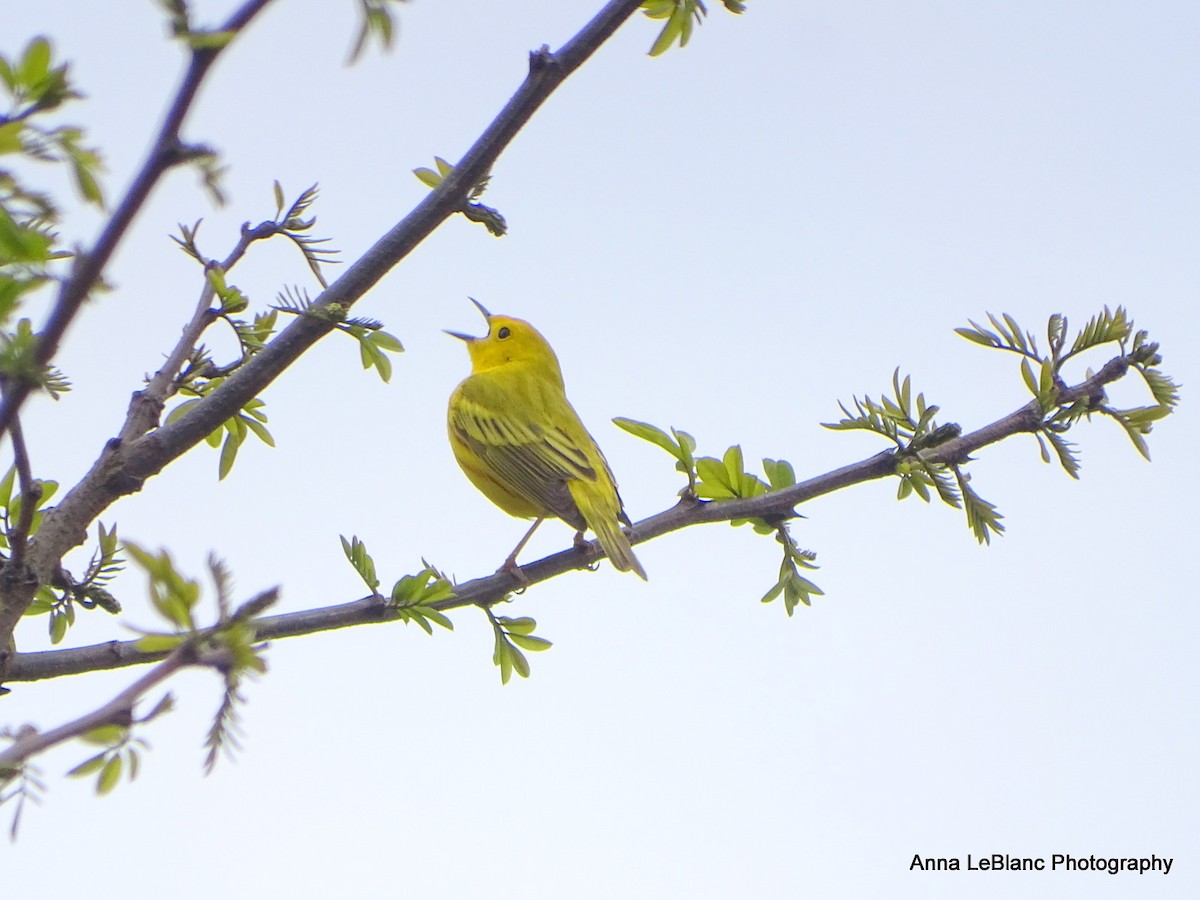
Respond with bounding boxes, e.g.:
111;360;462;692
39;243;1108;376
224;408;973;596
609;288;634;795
573;531;600;572
501;517;544;584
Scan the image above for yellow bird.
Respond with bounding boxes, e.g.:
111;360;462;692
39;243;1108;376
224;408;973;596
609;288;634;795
447;299;647;581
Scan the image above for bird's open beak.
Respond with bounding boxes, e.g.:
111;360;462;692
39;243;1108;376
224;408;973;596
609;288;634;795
444;297;493;341
468;296;492;319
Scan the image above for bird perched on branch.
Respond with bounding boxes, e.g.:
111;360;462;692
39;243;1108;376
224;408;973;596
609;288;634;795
447;299;646;581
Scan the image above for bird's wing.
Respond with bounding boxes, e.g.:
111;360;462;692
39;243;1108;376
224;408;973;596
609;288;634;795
450;386;595;529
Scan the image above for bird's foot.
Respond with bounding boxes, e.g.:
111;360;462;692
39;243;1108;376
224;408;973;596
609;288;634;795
573;532;600;572
499;555;530;589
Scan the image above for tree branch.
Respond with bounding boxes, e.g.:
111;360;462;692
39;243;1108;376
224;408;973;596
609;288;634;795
1;641;193;771
0;0;276;444
114;0;645;476
118;220;283;444
1;348;1143;685
5;0;646;645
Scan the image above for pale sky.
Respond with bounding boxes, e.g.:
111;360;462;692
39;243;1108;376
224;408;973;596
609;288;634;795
3;2;1197;898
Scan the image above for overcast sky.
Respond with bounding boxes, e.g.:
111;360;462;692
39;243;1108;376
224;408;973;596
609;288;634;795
4;2;1198;898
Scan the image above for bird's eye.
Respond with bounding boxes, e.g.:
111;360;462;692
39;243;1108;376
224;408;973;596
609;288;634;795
497;326;511;340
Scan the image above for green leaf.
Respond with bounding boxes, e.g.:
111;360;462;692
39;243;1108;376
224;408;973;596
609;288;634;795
1034;432;1051;464
242;398;268;422
497;616;537;635
1141;368;1179;409
722;445;744;486
1038;357;1055;402
19;38;51;87
164;398;201;427
67;753;106;778
1020;358;1037;397
648;10;685;56
134;633;187;653
1047;313;1066;355
495;641;513;685
80;725;126;746
217;431;239;479
205;266;227;295
96;755;122;795
340;535;380;591
762;458;795;490
70;155;104;207
67;753;108;782
509;633;552;652
958;474;1005;545
760;579;785;605
371;330;404;353
49;610;68;643
1107;411;1151;460
508;644;530;679
0;464;15;508
125;542;200;631
185;29;236;50
98;520;119;557
360;339;392;382
1002;313;1028;352
348;0;398;63
22;589;54;615
671;427;696;465
1042;430;1081;478
240;413;274;447
0;208;52;263
404;606;453;632
694;456;733;499
613;417;679;457
403;610;433;635
1069;305;1130;355
0;120;22;155
413;167;442;188
1119;404;1171;430
34;479;58;506
424;608;453;631
954;326;999;348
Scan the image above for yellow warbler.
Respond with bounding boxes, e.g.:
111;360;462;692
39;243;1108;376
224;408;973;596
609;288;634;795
447;299;647;580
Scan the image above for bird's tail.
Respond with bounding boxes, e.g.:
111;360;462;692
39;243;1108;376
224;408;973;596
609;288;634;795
594;515;648;580
569;481;648;580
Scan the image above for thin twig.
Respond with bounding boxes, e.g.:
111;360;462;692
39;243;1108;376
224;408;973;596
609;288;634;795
0;349;1143;685
5;415;39;570
119;220;284;443
2;587;278;776
0;642;195;771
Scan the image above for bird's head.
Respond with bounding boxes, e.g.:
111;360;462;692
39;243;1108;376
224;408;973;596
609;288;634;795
446;298;564;383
